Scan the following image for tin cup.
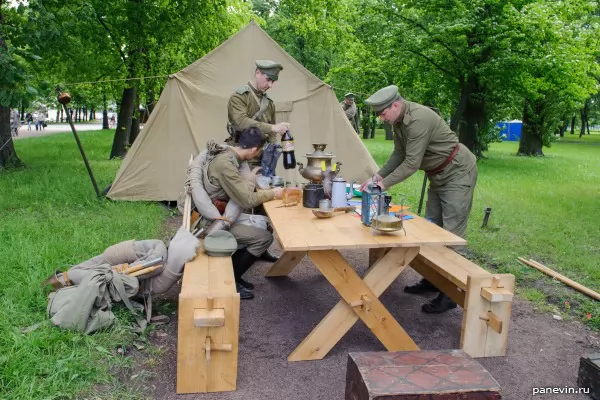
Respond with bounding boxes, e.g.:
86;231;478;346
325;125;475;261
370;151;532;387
319;199;332;212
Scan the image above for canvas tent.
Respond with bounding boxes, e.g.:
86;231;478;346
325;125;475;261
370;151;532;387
107;20;378;201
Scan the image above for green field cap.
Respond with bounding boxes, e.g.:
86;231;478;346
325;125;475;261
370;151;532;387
365;85;400;116
204;230;238;257
256;60;284;81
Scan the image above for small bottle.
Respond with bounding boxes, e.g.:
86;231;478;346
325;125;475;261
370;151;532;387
281;130;297;169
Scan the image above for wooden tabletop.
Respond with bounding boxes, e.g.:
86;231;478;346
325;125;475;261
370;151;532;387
263;200;466;252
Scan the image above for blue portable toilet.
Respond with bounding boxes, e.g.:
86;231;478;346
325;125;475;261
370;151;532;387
495;120;523;141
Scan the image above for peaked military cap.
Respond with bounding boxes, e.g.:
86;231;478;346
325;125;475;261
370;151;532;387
256;60;284;81
344;92;355;99
203;230;238;257
365;85;401;116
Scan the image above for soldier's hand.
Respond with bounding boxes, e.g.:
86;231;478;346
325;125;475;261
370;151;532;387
358;174;383;192
272;122;290;135
272;187;284;200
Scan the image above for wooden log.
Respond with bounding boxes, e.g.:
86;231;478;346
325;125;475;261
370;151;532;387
517;257;600;301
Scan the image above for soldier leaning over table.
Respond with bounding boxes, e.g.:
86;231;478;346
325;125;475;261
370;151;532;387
192;127;284;300
360;85;478;314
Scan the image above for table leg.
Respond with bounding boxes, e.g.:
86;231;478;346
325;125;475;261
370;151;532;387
264;251;307;277
288;247;420;361
368;248;390;267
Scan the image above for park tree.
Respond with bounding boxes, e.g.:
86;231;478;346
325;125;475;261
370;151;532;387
513;0;598;155
0;0;36;168
265;0;356;80
29;0;256;159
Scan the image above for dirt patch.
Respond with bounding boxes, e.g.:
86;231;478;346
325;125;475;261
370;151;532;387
124;216;599;400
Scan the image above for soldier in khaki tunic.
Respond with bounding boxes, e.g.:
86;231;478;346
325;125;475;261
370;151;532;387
341;93;358;132
361;85;478;313
227;60;291;169
202;127;284;299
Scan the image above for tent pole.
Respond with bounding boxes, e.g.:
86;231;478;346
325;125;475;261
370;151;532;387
57;88;101;198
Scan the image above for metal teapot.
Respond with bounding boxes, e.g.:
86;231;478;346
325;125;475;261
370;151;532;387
331;177;355;208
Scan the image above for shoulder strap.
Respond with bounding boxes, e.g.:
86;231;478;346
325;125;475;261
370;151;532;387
252;94;270;121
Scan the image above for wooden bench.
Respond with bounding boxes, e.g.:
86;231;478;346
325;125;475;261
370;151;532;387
409;244;515;358
177;245;240;393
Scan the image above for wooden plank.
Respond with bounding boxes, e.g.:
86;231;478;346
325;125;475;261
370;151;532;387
480;287;514;303
177;246;239;394
460;274;514;358
410;257;466;307
263;201;466;251
517;257;600;301
264;251;306;277
415;245;490;290
288;247;420;361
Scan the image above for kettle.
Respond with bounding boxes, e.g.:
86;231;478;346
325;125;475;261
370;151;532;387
331;177;355;208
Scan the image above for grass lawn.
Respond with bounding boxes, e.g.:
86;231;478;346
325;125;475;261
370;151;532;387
363;131;600;328
1;130;166;399
1;128;599;399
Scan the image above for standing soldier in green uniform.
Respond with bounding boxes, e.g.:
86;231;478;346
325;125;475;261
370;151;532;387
360;85;478;314
227;60;291;169
341;93;358;133
200;127;284;299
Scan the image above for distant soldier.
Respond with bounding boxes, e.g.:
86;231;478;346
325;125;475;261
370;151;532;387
227;60;290;169
341;93;358;133
361;85;478;314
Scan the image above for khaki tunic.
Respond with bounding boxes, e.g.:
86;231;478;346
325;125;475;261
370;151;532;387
227;83;277;142
341;102;358;131
378;101;478;238
207;149;275;256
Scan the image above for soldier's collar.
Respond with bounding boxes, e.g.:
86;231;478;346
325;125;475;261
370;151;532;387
394;101;409;124
248;81;264;97
227;147;243;164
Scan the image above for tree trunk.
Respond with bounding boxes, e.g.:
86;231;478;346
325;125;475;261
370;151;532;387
362;107;371;139
0;106;23;168
384;122;393;140
354;106;360;135
109;86;136;159
129;94;141;144
0;7;22;169
558;116;567;137
102;94;109;129
579;100;590;138
456;76;486;157
570;115;576;135
518;99;544;156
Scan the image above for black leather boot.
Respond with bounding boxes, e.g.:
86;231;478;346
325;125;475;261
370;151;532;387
404;278;439;294
259;249;280;263
232;249;259;299
422;293;457;314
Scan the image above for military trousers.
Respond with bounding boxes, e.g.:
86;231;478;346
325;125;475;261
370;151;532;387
229;223;273;257
425;162;478;240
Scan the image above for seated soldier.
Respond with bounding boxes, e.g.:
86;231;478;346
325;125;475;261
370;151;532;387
189;127;283;300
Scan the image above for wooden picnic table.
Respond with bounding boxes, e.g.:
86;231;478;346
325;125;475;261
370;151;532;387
263;200;466;362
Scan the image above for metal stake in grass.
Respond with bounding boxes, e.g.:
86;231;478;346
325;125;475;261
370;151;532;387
55;86;101;198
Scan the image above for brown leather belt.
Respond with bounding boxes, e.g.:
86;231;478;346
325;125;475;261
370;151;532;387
426;144;460;176
212;199;228;214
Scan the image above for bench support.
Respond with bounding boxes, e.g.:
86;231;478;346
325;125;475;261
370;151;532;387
177;249;240;394
461;274;514;358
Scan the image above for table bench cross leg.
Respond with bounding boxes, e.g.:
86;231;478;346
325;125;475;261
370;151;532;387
264;251;307;277
288;247;421;362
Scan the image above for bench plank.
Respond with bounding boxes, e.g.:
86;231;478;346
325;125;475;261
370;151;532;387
177;247;240;394
410;245;515;358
